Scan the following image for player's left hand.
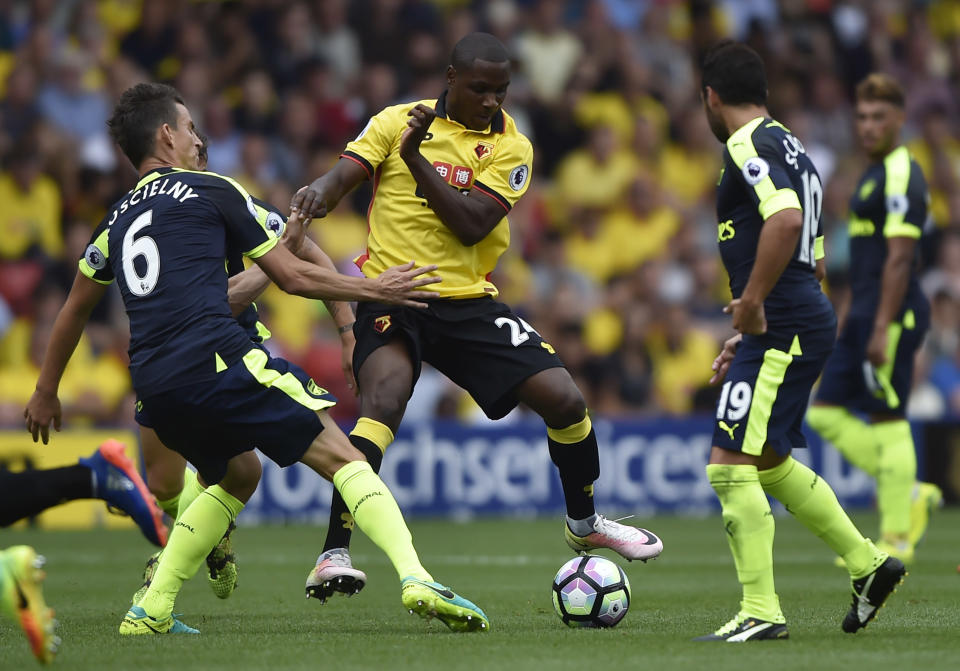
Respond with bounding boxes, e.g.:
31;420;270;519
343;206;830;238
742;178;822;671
400;104;436;160
710;333;742;385
725;298;767;335
866;327;888;367
281;204;311;255
291;180;330;220
24;389;62;444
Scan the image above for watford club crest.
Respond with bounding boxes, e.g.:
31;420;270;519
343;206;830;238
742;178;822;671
474;141;493;159
374;315;392;333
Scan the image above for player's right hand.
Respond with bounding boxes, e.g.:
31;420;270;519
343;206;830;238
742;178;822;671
24;389;62;444
400;104;437;160
374;261;441;308
709;333;742;385
291;181;329;220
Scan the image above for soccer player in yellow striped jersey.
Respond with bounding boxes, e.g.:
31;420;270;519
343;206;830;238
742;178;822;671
696;42;901;642
807;74;942;564
293;33;663;604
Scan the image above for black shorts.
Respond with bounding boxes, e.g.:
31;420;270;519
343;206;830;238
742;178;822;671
352;297;564;419
713;324;836;457
135;346;337;484
816;306;929;416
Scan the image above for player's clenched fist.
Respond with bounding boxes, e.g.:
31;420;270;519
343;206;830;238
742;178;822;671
400;104;436;160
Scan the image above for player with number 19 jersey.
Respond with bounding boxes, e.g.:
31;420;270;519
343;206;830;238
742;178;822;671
79;167;278;397
713;117;836;456
716;117;834;330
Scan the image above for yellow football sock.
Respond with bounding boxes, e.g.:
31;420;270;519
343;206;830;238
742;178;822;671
706;464;784;624
333;461;430;582
873;420;916;538
807;406;879;476
138;485;244;620
175;469;205;524
157;492;180;519
758;457;885;579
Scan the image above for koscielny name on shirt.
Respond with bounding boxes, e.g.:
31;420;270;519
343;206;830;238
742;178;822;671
107;177;199;225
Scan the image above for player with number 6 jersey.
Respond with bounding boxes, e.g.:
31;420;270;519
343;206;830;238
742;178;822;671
26;82;490;635
697;41;900;643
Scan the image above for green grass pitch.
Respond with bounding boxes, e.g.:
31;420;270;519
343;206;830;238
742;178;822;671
1;509;957;670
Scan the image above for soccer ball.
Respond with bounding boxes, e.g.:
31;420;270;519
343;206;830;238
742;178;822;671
551;555;630;628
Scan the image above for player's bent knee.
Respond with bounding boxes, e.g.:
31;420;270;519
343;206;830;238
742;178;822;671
360;387;408;431
541;387;588;429
219;451;262;503
300;415;363;480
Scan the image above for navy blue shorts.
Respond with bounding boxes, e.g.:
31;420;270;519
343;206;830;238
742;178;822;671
135;346;337;484
815;307;929;416
713;324;835;456
352;297;564;420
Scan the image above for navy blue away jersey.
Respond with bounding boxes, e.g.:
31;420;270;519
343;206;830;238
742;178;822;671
230;197;287;342
847;146;928;318
79;167;278;396
716;116;832;330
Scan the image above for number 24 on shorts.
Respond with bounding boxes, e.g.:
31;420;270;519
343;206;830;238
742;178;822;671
495;316;555;354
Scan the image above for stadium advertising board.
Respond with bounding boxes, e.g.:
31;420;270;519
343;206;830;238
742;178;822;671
240;418;893;523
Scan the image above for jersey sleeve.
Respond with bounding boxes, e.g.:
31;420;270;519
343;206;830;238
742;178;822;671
472;134;534;213
78;216;115;285
882;148;926;239
251;196;287;240
726;122;802;221
341;106;403;179
206;174;278;259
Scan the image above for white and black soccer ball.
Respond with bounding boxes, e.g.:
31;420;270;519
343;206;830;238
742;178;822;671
551;554;630;628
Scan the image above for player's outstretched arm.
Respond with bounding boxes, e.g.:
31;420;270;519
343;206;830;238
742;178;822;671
25;272;107;444
227;228;359;391
399;104;507;246
227;211;317;316
292;159;367;220
253;242;441;307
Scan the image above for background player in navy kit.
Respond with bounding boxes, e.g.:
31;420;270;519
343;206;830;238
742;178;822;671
807;74;942;564
695;41;903;642
24;83;489;634
291;32;662;603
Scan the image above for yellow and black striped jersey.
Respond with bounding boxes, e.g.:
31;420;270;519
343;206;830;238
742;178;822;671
342;92;533;298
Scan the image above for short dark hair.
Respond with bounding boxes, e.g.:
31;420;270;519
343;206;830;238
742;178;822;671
701;40;767;106
855;73;905;108
107;83;185;168
450;32;509;71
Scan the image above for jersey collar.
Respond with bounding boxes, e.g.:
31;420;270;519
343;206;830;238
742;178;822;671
725;116;766;152
434;90;505;134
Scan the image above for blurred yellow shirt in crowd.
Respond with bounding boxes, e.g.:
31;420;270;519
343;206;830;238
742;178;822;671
657;144;719;206
0;322;129;423
646;328;716;414
908;136;960;227
553;148;639;212
0;173;63;260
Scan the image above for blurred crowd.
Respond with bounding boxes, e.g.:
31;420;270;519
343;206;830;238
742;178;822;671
1;0;960;429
